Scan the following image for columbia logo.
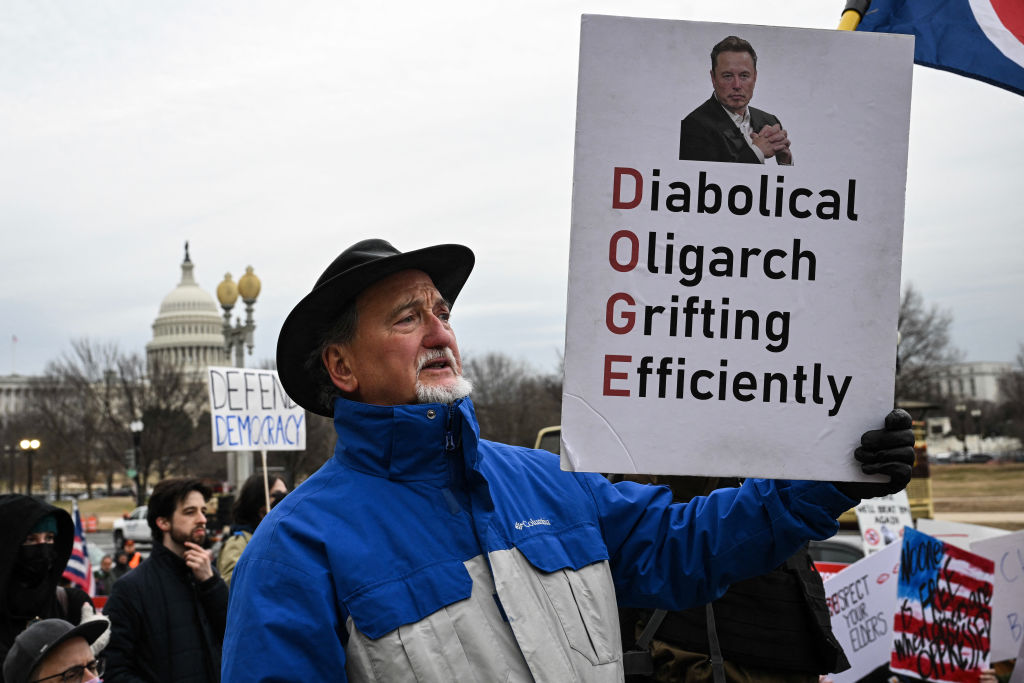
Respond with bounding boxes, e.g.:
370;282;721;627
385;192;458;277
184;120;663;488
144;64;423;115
514;518;551;530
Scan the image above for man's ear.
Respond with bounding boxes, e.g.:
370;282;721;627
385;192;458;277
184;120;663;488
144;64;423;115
156;517;171;533
323;344;358;394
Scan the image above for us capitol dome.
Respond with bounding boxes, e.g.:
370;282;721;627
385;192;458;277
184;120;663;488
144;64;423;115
146;243;229;373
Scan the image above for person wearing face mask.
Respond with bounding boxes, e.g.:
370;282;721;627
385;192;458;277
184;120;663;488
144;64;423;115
216;474;287;587
0;495;104;682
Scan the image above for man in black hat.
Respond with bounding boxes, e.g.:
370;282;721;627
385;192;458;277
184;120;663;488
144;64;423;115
2;618;107;683
222;238;914;682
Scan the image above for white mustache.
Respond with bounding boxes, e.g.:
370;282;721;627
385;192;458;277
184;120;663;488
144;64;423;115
417;348;458;374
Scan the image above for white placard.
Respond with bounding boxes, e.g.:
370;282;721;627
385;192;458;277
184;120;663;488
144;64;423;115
824;542;903;682
207;366;306;451
972;530;1024;661
915;518;1010;551
856;491;913;556
562;16;914;479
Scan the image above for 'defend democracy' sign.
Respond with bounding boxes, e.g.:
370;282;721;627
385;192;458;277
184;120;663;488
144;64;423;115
562;16;914;480
207;367;305;451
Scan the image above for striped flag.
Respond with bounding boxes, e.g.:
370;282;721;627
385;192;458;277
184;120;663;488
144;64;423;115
891;526;994;682
857;0;1024;96
63;499;95;596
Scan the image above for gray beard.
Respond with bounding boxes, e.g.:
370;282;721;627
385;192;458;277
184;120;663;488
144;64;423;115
415;375;473;404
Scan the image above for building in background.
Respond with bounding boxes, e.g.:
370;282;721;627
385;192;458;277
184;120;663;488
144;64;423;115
145;243;228;374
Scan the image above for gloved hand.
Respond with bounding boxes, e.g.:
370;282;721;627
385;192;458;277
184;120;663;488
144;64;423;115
834;408;916;500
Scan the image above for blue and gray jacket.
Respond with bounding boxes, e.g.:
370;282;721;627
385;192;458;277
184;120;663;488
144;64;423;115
222;397;853;682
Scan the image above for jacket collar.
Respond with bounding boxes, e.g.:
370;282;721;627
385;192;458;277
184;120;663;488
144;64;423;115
331;396;479;483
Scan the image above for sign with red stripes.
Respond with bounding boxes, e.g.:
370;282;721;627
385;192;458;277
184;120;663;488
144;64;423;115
891;527;994;682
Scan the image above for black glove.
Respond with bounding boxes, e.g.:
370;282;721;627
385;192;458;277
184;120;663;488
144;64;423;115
834;408;916;500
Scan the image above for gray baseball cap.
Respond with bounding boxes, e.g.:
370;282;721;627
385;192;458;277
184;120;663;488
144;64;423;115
3;618;107;683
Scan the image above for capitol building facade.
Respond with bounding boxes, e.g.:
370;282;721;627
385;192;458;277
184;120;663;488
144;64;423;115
145;244;229;373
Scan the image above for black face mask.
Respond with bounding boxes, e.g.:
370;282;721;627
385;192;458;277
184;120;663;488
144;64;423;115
13;543;58;585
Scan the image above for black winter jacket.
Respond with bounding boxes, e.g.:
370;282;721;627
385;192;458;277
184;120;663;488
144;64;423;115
104;543;228;683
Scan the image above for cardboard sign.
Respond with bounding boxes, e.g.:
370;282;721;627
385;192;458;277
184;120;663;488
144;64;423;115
562;15;914;478
891;527;994;682
856;491;913;556
916;518;1010;551
207;366;305;451
972;530;1024;661
824;542;902;683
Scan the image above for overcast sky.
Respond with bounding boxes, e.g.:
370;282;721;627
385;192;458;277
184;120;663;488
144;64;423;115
2;0;1022;379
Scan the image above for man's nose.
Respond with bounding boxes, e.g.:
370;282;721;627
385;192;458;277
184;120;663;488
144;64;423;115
422;313;454;347
198;512;207;524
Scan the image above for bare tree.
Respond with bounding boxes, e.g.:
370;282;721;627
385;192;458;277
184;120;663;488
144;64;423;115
896;283;963;401
464;352;562;447
995;343;1024;441
24;339;213;502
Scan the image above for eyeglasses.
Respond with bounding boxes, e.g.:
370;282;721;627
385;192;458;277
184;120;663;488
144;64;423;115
31;657;104;683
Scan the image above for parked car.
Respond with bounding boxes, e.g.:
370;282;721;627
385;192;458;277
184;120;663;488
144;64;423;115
807;532;865;565
111;506;150;548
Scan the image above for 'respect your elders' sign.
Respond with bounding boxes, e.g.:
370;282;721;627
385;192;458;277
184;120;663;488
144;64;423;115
562;16;914;479
824;541;902;682
207;367;305;451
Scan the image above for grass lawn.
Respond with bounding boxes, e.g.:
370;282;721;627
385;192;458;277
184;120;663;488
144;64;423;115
930;462;1024;511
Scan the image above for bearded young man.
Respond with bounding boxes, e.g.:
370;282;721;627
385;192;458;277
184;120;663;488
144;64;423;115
222;239;914;682
104;478;227;683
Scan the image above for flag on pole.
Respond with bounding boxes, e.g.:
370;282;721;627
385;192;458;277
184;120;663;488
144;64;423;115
63;499;96;596
857;0;1024;96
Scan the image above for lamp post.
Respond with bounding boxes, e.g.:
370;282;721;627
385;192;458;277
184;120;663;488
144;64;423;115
19;438;39;496
4;445;13;493
970;408;982;454
217;266;261;488
955;403;968;457
130;420;144;504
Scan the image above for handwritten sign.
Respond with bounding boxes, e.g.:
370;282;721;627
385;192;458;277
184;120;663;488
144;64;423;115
825;542;902;682
891;527;994;682
972;530;1024;661
207;366;305;451
856;491;913;556
561;15;914;479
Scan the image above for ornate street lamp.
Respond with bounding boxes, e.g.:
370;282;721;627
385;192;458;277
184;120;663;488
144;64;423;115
19;438;40;496
4;444;13;494
217;266;262;488
955;404;967;456
130;420;144;504
217;266;262;369
970;408;982;453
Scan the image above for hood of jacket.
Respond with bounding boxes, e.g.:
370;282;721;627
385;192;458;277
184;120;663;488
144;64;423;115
0;494;74;617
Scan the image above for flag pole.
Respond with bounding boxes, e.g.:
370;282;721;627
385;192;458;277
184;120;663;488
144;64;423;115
838;0;870;30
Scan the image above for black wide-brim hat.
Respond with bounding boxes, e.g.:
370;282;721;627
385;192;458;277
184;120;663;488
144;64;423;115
277;239;474;416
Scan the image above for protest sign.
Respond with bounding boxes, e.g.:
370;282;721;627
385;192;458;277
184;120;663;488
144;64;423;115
856;491;913;556
916;518;1010;551
207;366;305;451
972;530;1024;661
824;542;902;683
891;527;994;682
562;15;914;478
